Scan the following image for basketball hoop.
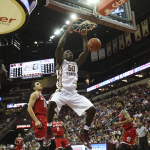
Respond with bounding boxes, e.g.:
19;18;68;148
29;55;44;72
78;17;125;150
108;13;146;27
70;18;97;33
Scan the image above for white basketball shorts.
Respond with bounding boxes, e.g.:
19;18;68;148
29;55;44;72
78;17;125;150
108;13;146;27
49;89;93;116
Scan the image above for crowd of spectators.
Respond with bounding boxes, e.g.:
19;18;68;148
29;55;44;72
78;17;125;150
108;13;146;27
1;82;150;149
58;83;150;150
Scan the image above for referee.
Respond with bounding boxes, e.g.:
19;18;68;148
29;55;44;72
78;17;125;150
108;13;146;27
136;122;149;150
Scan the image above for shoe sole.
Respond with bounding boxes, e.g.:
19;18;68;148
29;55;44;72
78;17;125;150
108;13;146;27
78;135;91;150
78;134;84;143
43;141;51;147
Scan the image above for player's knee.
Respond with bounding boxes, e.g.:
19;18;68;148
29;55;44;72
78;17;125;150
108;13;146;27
49;101;56;109
66;146;73;150
87;106;96;114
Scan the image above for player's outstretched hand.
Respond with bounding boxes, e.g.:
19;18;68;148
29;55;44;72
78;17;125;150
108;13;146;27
80;29;87;36
35;120;42;128
67;26;74;34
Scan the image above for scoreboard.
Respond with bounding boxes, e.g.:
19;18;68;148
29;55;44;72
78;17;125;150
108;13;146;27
10;59;54;79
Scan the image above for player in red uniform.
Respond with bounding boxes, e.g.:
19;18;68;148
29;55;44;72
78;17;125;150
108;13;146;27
113;101;138;150
52;114;72;150
14;133;23;150
28;81;56;150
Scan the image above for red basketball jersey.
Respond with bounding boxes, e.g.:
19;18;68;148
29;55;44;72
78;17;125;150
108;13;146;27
119;110;133;130
52;121;64;136
16;137;23;146
32;93;47;115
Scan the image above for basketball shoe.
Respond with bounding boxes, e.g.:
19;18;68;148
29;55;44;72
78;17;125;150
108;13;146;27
43;128;53;147
78;132;92;149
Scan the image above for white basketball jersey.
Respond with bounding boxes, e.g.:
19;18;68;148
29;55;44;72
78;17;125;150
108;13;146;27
56;59;78;91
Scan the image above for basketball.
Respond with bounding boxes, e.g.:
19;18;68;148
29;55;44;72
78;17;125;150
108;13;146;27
88;38;101;52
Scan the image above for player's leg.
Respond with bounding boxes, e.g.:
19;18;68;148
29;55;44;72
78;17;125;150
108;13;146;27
19;147;23;150
62;138;72;150
44;92;64;147
66;93;96;149
16;146;19;150
54;138;63;150
120;144;131;150
48;139;56;150
85;106;96;129
47;101;56;123
39;141;48;150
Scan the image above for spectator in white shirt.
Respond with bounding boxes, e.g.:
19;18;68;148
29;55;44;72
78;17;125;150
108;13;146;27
143;99;148;105
117;128;121;136
136;122;149;150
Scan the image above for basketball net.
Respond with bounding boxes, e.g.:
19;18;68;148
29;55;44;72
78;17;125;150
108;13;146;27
70;18;97;33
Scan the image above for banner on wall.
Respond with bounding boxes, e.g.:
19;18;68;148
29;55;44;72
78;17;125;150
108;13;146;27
98;48;105;60
118;34;125;50
125;32;132;47
91;51;98;62
141;19;149;38
106;42;112;56
112;38;117;53
134;24;142;42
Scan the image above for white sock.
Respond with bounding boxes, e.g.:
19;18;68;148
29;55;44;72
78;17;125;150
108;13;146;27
47;122;52;127
84;125;89;130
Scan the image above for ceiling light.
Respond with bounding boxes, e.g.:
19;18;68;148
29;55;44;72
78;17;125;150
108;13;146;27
87;0;99;3
50;35;55;39
34;41;37;44
122;80;127;82
71;14;77;20
27;46;29;47
66;21;70;25
99;89;101;90
37;45;38;46
135;75;143;78
107;31;108;32
54;30;60;35
38;13;40;15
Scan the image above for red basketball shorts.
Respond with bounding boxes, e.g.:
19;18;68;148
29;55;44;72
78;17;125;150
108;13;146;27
32;114;47;142
16;146;23;150
122;127;136;146
55;137;71;150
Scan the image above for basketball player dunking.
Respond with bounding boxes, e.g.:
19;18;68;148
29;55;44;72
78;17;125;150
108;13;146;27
14;133;23;150
52;114;72;150
43;27;96;149
28;81;56;150
113;101;138;150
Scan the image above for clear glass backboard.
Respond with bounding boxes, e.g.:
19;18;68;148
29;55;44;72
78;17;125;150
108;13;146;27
46;0;137;32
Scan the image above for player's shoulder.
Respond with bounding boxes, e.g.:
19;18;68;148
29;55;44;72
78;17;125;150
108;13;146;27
30;92;39;98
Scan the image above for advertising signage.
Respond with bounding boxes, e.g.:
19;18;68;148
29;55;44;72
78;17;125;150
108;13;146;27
0;0;32;34
87;62;150;92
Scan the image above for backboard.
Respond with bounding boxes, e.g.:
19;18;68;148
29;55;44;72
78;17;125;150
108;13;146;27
46;0;137;33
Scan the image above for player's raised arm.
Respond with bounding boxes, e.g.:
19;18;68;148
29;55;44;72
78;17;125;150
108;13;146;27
62;122;69;141
56;27;73;65
76;30;89;67
27;92;42;128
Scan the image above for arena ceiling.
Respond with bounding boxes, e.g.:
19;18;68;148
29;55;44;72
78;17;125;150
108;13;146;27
1;0;150;82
